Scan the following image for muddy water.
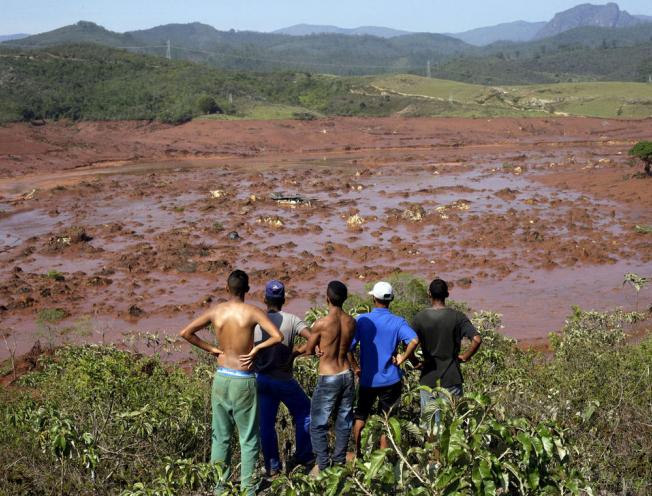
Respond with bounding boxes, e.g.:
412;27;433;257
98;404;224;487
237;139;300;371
1;142;651;360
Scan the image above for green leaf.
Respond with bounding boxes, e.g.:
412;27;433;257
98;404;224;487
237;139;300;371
479;459;492;479
528;469;540;490
388;417;402;445
364;449;387;485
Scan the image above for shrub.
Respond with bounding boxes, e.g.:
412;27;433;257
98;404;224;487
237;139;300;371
1;275;651;494
196;95;221;115
628;141;652;176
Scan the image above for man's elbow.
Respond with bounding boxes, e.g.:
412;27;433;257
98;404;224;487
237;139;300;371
474;335;482;346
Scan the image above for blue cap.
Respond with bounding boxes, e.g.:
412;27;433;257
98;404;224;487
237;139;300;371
265;280;285;299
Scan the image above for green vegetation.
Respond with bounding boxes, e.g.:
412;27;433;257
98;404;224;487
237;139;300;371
1;44;650;123
6;20;652;84
45;269;65;281
2;275;650;495
629;141;652;176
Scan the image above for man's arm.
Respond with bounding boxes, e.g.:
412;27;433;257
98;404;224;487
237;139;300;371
458;335;482;363
239;308;284;368
394;321;419;367
348;351;361;377
179;309;222;357
302;322;322;356
394;337;420;367
457;316;482;363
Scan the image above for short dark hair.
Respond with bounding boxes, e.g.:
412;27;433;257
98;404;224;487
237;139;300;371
429;278;449;301
327;280;348;307
227;270;249;296
374;297;390;308
265;295;285;309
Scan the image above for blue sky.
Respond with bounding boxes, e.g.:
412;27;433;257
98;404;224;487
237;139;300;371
2;0;652;35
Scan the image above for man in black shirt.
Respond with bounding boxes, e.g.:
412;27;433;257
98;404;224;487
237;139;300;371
411;278;482;417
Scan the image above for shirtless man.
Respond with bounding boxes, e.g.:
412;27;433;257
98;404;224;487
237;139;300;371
302;281;356;474
179;270;283;495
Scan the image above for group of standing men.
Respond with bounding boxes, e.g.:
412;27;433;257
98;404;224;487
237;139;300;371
179;270;482;495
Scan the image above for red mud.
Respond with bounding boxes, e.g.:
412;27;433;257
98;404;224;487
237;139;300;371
1;117;651;361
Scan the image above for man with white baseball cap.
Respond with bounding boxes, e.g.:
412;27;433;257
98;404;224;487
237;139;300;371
349;281;420;456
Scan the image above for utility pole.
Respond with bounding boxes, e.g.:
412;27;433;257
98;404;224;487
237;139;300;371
426;59;431;78
166;40;172;60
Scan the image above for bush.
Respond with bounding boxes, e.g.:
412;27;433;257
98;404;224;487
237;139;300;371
628;141;652;176
196;95;221;115
1;274;651;494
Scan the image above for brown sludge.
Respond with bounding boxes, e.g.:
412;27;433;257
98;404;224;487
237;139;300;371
1;117;651;360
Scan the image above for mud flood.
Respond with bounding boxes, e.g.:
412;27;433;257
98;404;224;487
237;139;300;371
1;117;651;359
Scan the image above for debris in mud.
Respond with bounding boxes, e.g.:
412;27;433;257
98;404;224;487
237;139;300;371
495;188;520;201
346;214;365;227
46;226;93;252
271;192;312;206
456;277;473;288
128;305;145;318
88;276;112;287
205;260;231;272
210;189;226;199
257;216;284;227
22;189;37;200
401;205;426;222
227;231;241;241
635;225;652;234
176;260;198;273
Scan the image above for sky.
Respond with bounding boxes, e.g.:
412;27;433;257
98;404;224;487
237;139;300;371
2;0;652;35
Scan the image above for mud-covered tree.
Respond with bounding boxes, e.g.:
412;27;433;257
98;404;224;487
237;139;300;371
629;141;652;176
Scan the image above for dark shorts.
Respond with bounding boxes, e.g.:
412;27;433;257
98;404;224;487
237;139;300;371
354;381;402;421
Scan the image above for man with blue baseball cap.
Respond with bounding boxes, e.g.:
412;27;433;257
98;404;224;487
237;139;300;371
254;280;315;476
350;281;420;456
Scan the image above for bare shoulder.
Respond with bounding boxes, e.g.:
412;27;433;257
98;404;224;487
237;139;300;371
342;312;356;329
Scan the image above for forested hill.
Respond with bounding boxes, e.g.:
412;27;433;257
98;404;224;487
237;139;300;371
4;20;652;83
5;21;473;74
1;44;651;124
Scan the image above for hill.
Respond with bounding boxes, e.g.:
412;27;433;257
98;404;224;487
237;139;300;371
4;21;473;74
273;24;410;38
447;21;546;46
0;34;29;42
1;44;650;123
534;2;648;39
5;20;137;47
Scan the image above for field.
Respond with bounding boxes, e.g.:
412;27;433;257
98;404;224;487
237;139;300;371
366;75;652;117
1;116;651;358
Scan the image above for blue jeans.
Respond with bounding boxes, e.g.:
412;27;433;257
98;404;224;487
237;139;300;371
256;374;313;474
420;384;463;425
310;370;354;470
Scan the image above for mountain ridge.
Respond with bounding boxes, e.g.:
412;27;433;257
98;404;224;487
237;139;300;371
273;24;410;38
534;2;647;39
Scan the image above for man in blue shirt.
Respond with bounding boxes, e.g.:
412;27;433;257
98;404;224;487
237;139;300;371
350;281;420;456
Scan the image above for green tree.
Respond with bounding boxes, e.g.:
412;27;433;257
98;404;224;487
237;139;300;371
628;141;652;176
196;95;220;115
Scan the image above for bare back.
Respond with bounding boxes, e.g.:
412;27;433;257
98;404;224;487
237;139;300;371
211;300;261;370
311;308;356;375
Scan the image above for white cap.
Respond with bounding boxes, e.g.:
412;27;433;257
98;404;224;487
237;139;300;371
368;281;394;301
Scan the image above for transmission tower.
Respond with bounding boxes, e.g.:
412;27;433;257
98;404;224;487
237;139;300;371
166;40;172;60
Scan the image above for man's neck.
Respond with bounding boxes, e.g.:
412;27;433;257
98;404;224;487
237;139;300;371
230;294;245;303
431;300;446;309
328;304;342;315
267;306;281;313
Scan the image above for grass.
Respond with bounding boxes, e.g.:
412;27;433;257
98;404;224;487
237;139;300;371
365;74;652;118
